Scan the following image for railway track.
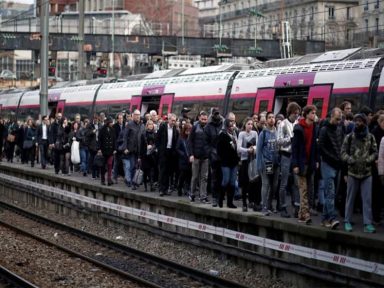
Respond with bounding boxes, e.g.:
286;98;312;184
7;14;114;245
0;201;247;288
0;265;39;288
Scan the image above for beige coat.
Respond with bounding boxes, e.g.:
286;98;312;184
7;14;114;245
378;137;384;176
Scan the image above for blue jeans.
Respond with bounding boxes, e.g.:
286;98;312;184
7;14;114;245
221;166;237;188
122;154;137;184
80;147;89;173
345;175;373;225
321;161;338;222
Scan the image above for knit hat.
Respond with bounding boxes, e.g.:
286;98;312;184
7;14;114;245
353;113;367;125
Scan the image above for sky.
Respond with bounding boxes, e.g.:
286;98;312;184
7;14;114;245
3;0;34;4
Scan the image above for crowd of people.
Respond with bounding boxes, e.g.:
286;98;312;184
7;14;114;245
0;101;384;233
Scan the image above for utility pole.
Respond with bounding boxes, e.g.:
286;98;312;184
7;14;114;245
78;0;85;80
40;0;49;117
111;0;115;77
181;0;185;47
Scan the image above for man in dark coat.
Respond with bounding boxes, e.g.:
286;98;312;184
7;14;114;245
205;108;224;207
98;116;116;186
37;115;50;169
156;113;179;196
318;108;343;229
49;112;62;172
121;109;143;190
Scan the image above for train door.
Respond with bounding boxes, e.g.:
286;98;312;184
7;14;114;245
48;100;65;118
254;89;275;114
131;96;142;112
307;85;331;119
158;94;174;117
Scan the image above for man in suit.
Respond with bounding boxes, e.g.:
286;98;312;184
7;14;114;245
37;115;50;169
156;113;179;196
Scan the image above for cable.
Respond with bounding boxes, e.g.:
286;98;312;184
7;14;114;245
0;0;50;26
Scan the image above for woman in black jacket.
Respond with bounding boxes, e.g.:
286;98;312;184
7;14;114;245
217;117;239;208
55;118;71;175
176;123;192;196
140;120;157;191
23;119;37;167
98;117;116;185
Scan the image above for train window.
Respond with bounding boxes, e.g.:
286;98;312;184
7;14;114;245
162;104;169;116
229;98;255;126
109;104;125;116
332;94;367;113
311;98;324;118
259;100;269;114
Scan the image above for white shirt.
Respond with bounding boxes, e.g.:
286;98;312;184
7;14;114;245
42;124;47;140
167;124;173;149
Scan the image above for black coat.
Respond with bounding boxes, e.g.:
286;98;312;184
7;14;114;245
122;120;142;156
155;122;179;158
205;117;223;164
188;122;209;159
177;137;191;171
217;130;239;168
98;125;116;157
140;130;157;170
318;120;344;169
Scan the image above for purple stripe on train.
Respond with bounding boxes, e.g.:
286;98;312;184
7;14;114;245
274;72;316;87
141;85;165;95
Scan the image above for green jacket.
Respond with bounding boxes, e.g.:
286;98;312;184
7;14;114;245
341;129;377;179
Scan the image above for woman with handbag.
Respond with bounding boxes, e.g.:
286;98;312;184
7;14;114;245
5;119;18;163
23;119;37;167
140;120;157;192
237;117;258;212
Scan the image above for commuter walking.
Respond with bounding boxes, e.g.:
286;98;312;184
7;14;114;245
341;113;377;233
188;111;210;203
98;116;116;186
49;113;63;174
256;112;279;216
37;115;50;169
112;113;125;183
121;110;143;190
371;114;384;223
177;123;192;196
5;118;18;163
277;102;301;218
156;113;179;196
55;118;71;175
318;108;343;229
217;113;239;208
79;118;92;176
237;117;258;212
205;108;224;207
292;105;319;224
140;120;157;192
23;119;37;167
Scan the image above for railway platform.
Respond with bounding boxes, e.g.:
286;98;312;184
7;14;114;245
0;161;383;287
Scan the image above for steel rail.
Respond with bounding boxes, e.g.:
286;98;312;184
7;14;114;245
0;264;40;288
0;201;247;288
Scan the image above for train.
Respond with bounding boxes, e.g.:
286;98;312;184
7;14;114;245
1;47;384;124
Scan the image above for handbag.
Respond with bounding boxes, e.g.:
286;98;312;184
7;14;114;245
71;140;81;164
23;140;33;149
133;167;143;185
248;154;259;182
94;154;105;168
7;134;15;142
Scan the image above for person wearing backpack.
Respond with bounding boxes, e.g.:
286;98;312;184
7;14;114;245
341;113;378;233
256;112;279;216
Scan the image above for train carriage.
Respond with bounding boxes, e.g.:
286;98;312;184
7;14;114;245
1;48;384;123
